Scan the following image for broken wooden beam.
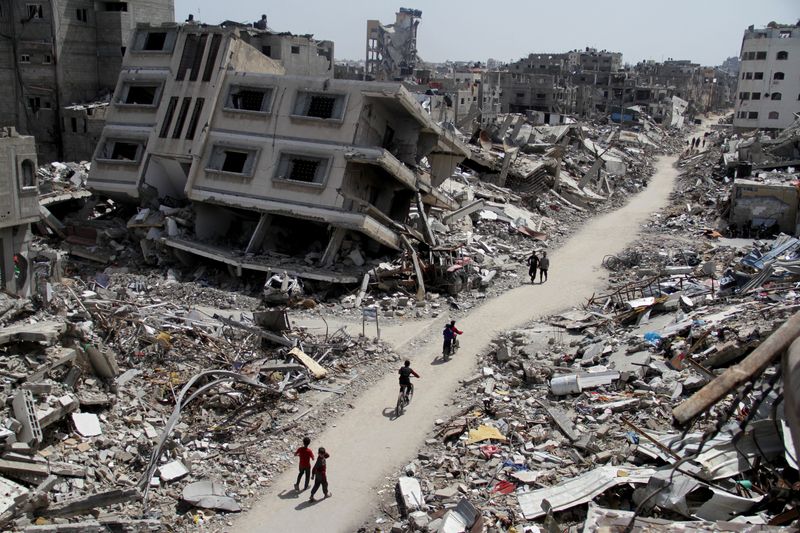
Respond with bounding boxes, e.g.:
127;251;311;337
674;310;800;425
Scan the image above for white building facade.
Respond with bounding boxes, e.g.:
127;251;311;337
734;22;800;130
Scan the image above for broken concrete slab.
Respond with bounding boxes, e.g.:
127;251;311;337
158;460;189;482
71;413;101;437
397;476;424;513
182;479;241;512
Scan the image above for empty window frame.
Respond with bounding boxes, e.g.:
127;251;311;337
748;111;758;119
774;72;785;80
776;50;788;60
120;83;161;106
184;98;205;140
291;45;300;54
752;92;761;100
739;92;750;100
292;92;346;120
28;97;41;112
176;34;200;80
76;8;87;22
172;97;192;138
261;45;272;57
225;86;274;112
159;96;178;138
768;111;779;119
27;4;43;18
70;117;77;132
97;140;144;162
744;72;753;80
202;34;222;82
755;51;767;60
771;92;782;101
207;146;258;176
20;54;30;63
275;154;329;185
754;72;763;80
104;2;128;11
20;159;36;188
133;30;176;52
188;34;208;82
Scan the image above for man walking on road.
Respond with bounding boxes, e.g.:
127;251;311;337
527;252;539;284
309;447;331;501
539;251;550;283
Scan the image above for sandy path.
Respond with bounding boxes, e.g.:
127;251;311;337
232;121;714;532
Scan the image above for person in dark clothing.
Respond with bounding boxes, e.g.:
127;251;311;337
309;447;331;501
538;251;550;283
294;436;314;491
443;323;455;355
398;360;420;399
527;252;539;284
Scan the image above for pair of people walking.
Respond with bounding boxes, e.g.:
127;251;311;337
294;437;331;501
527;251;550;284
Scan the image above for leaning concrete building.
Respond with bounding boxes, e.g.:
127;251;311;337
0;0;176;163
0;128;38;297
88;24;467;283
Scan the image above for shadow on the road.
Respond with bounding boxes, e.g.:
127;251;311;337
294;499;318;510
295;495;331;510
382;407;399;420
430;356;450;365
278;488;302;500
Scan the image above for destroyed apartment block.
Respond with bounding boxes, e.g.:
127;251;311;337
87;22;468;286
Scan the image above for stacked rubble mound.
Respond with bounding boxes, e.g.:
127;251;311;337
0;277;399;531
370;128;800;533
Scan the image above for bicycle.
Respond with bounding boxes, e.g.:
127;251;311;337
444;337;460;360
395;383;414;415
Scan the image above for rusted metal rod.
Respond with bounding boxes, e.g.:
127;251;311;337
673;310;800;425
621;417;681;461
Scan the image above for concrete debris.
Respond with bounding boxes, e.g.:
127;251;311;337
0;262;402;530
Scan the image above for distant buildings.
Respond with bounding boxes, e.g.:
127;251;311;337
734;22;800;131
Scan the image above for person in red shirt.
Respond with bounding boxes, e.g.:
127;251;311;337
294;437;314;491
309;447;331;501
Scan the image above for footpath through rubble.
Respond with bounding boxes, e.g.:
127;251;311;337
366;127;800;532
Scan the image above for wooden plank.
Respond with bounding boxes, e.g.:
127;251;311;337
289;348;327;379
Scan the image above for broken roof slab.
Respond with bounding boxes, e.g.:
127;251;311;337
161;237;361;283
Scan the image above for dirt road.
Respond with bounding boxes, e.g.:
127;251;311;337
232;137;701;532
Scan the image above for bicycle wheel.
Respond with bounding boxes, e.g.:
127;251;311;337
396;392;404;415
406;386;414;405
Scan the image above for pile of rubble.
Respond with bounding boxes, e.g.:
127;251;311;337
369;131;800;533
0;275;401;531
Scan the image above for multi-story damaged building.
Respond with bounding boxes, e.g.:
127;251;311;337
734;21;800;131
88;24;468;283
366;7;422;81
0;128;38;297
0;0;176;163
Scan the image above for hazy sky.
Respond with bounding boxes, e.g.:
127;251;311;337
175;0;798;66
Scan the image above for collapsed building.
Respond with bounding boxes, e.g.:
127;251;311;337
87;23;468;285
366;7;423;82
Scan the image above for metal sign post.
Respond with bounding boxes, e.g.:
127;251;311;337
362;307;380;339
